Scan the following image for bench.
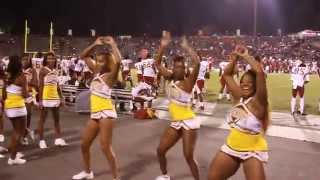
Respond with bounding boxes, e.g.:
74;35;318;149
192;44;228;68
111;89;133;111
61;85;88;106
63;85;155;113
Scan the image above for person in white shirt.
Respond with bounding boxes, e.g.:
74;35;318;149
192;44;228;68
218;60;231;101
290;61;310;115
140;49;157;86
60;58;70;76
74;58;85;76
134;59;143;82
121;56;133;87
32;53;44;86
32;52;44;76
140;49;157;108
193;57;209;110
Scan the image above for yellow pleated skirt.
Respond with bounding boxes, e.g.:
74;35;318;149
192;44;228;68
168;102;195;121
226;128;268;152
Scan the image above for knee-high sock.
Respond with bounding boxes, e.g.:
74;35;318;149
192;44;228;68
291;97;296;113
300;97;305;113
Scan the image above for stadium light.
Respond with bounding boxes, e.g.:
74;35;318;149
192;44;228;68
253;0;258;37
90;29;96;37
68;29;73;36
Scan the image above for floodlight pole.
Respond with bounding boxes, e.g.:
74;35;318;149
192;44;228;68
49;22;53;52
253;0;258;37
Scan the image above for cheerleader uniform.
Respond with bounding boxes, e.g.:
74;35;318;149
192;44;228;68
90;74;117;120
0;79;4;110
4;84;27;118
221;97;268;162
42;67;60;107
167;81;201;130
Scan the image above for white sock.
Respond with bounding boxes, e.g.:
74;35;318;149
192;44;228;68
300;97;304;113
192;99;197;105
218;93;223;99
291;97;296;113
199;102;204;107
226;94;231;100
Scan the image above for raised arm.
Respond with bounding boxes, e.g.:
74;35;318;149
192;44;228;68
80;37;104;72
222;54;242;102
155;31;173;78
236;46;268;106
181;36;200;92
104;36;122;84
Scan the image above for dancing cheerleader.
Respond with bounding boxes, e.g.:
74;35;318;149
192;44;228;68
208;46;270;180
4;56;29;165
0;65;5;144
72;36;121;180
155;32;200;180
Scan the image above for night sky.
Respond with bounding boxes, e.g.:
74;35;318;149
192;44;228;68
1;0;320;36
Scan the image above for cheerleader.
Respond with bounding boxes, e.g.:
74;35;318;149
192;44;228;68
208;46;270;180
72;37;121;180
37;52;67;149
0;66;6;159
21;53;38;145
4;55;29;165
155;32;200;180
0;66;5;143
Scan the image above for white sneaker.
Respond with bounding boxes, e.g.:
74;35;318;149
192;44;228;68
54;138;68;146
8;157;26;165
39;140;48;149
0;134;4;142
0;154;5;158
155;175;170;180
21;138;29;145
16;152;25;159
72;171;94;180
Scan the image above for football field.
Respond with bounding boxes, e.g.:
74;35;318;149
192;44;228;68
129;71;320;115
206;72;320;114
205;72;320;115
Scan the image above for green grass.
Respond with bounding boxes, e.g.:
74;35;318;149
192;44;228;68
205;72;320;115
128;70;320;115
